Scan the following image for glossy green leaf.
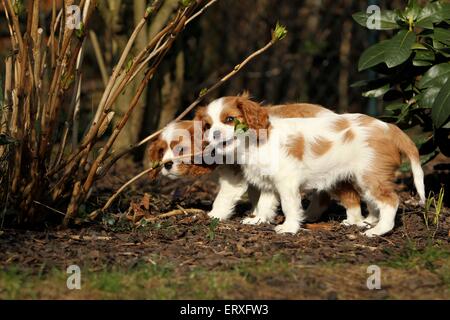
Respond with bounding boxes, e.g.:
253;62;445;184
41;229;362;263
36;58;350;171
411;42;428;50
385;102;408;111
416;2;449;28
405;0;421;21
384;30;416;68
352;10;399;30
417;87;440;109
432;77;450;128
362;84;390;98
434;27;450;46
418;63;450;89
358;40;389;71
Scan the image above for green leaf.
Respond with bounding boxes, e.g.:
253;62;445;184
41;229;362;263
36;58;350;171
413;60;433;67
416;2;447;28
417;87;440;109
413;49;435;66
434;27;450;46
384;30;416;68
414;50;435;61
418;63;450;89
432;77;450;128
411;42;428;50
273;22;288;41
352;10;400;30
405;0;421;21
385;102;408;111
358;40;389;71
362;84;390;98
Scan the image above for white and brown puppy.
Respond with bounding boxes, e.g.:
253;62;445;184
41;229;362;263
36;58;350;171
149;103;367;227
201;96;425;237
147;120;212;179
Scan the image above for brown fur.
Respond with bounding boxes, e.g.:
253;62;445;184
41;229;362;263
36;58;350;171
332;117;351;132
331;182;361;209
268;103;330;118
343;129;355;143
363;125;402;206
287;135;305;161
311;137;333;156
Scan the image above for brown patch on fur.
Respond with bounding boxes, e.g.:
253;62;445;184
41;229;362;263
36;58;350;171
331;182;361;209
311;137;333;156
287;135;305;161
363;125;402;207
356;114;375;126
268;103;331;118
343;130;355;143
332;118;351;132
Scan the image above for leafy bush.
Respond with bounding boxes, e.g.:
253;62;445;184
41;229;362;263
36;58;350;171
353;0;450;160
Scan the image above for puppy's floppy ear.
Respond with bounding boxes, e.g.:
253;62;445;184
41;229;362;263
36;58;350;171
146;138;165;179
236;97;269;130
194;106;207;122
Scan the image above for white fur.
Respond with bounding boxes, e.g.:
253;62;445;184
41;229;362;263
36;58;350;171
205;99;425;236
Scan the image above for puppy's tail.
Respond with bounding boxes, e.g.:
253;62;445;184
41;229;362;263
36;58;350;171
389;124;426;205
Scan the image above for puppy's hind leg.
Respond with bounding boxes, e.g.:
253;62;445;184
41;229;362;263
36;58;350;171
364;193;399;237
333;182;365;227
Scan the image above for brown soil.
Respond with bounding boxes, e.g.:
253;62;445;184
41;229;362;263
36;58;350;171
0;161;449;299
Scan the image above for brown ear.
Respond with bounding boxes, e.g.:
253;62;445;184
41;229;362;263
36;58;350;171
147;138;166;162
194;106;206;122
237;97;269;130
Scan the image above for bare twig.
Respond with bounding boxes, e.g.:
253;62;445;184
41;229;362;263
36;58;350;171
99;27;285;176
145;208;205;222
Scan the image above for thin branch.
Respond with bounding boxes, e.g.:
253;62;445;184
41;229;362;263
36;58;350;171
91;152;202;218
98;32;282;176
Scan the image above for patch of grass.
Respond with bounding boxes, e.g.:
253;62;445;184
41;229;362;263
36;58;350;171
383;241;449;271
1;251;449;299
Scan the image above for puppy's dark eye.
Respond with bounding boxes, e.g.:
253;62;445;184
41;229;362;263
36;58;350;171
204;123;211;130
225;116;235;123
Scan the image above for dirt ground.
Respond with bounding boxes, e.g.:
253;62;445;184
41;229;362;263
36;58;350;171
0;161;449;299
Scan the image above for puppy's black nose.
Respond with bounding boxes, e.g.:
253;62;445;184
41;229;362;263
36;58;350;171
213;130;221;140
164;161;173;170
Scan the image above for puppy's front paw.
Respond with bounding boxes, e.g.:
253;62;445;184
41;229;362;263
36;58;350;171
208;210;232;221
363;226;392;238
274;222;300;234
341;219;367;228
242;215;272;225
363;216;379;227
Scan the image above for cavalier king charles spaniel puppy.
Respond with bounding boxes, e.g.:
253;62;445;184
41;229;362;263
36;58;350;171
199;95;425;237
148;100;367;228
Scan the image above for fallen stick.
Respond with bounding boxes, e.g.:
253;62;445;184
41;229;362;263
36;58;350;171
144;208;205;222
